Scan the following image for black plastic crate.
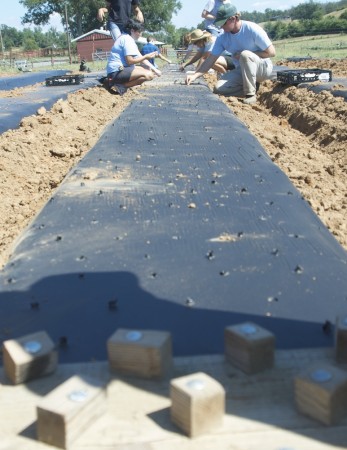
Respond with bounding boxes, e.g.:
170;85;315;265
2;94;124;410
45;74;84;86
277;69;332;85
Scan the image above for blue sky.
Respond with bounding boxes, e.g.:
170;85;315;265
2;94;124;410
3;0;323;31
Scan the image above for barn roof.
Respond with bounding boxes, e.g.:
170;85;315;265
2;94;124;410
72;29;165;45
72;29;111;42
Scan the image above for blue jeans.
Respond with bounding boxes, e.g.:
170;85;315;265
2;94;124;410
107;20;123;40
205;26;222;37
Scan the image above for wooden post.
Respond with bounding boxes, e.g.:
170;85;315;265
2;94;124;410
37;375;107;449
107;328;173;379
2;330;57;384
64;3;72;64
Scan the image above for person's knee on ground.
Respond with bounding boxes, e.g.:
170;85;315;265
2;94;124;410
213;79;237;96
213;79;229;95
213;77;244;97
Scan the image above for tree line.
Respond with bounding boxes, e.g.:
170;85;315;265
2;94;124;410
241;0;347;40
0;0;346;52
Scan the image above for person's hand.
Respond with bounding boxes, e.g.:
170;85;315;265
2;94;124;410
186;74;197;85
179;64;186;72
146;52;158;60
154;68;162;77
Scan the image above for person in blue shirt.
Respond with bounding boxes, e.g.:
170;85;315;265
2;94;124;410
141;37;171;67
97;0;144;41
186;4;276;104
104;20;161;95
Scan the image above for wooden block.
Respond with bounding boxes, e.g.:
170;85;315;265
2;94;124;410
295;364;347;425
2;330;57;384
170;372;225;437
36;374;107;449
107;328;172;379
224;322;275;374
335;315;347;363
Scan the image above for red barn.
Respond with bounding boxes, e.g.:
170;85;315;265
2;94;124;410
72;29;113;62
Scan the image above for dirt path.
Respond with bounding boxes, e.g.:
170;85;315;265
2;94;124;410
0;61;346;268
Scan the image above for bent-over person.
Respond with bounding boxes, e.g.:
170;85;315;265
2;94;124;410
180;29;234;75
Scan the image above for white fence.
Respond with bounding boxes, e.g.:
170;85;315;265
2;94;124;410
92;51;110;61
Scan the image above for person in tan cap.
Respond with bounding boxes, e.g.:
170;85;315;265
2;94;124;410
186;4;275;104
180;29;234;75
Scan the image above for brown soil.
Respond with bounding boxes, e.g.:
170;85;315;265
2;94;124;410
0;61;346;268
277;57;347;78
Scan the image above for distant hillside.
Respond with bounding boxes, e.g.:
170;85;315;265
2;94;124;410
243;0;347;23
255;1;347;41
325;6;347;17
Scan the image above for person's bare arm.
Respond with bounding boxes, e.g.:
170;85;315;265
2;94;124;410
233;44;275;61
180;51;203;71
158;53;172;64
142;59;162;76
97;7;109;22
196;52;210;70
126;51;157;65
255;44;276;58
201;9;215;20
133;5;144;23
186;54;218;84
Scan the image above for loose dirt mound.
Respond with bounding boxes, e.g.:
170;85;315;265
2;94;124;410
0;85;139;267
0;61;346;268
277;57;347;78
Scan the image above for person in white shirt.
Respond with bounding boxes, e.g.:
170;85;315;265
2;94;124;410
201;0;232;36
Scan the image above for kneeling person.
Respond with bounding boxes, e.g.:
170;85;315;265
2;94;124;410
186;4;275;104
105;19;161;95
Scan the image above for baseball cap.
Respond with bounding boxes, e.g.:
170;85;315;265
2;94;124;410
214;4;238;28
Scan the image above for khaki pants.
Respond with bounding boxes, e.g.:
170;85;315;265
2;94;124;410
214;50;273;97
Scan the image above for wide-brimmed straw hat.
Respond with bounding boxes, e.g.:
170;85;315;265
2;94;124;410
189;29;211;42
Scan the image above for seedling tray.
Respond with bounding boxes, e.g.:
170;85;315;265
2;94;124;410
277;69;332;85
45;74;84;86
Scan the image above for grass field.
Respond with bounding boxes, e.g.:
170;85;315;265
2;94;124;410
273;33;347;60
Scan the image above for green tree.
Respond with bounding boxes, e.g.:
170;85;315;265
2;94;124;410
20;0;105;37
161;25;193;48
290;1;324;20
133;0;182;32
0;26;23;49
23;36;39;51
264;21;289;39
